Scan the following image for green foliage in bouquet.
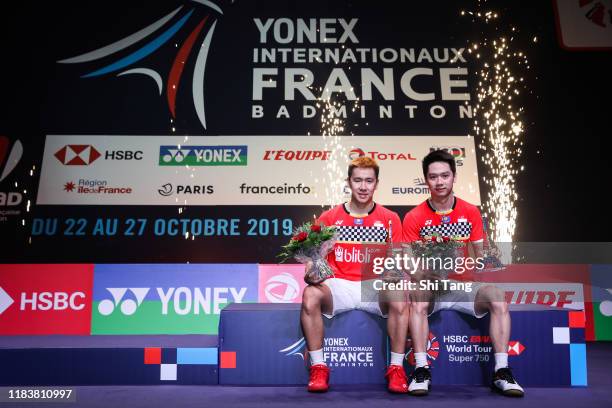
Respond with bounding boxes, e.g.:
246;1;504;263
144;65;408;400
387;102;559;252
410;232;466;260
277;222;337;263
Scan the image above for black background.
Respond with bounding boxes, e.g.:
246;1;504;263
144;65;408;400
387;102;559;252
1;0;611;263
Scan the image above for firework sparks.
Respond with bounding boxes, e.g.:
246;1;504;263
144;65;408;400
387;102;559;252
463;4;530;261
313;85;361;209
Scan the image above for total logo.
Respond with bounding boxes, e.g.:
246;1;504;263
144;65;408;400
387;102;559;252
0;137;24;209
406;332;440;366
97;286;248;316
0;286;86;314
430;146;465;166
334;246;376;263
349;148;416;161
54;144;143;165
158;183;214;196
392;178;430;195
159;145;247;166
264;273;301;303
63;179;133;195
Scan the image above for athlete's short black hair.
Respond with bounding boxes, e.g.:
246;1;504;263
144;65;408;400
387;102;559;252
422;149;456;177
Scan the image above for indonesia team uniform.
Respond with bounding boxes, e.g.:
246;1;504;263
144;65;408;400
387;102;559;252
317;203;402;318
403;197;487;317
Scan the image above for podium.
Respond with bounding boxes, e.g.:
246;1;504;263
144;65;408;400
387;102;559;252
218;303;587;387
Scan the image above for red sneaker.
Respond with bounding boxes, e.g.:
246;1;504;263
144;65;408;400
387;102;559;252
385;365;409;393
307;364;330;392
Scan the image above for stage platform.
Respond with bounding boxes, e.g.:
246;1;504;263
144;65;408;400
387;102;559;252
1;342;609;408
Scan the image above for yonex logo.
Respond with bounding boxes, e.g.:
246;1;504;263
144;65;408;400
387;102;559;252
159;145;248;166
55;145;101;165
98;288;150;316
264;273;300;303
0;137;23;183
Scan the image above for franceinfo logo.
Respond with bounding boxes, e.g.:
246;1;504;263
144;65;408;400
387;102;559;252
159;145;248;166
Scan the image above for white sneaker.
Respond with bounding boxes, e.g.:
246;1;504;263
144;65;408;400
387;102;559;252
492;367;525;397
408;366;431;396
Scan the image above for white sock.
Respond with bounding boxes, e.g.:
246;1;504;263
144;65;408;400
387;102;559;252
390;352;404;366
309;348;326;366
414;352;428;368
494;353;508;371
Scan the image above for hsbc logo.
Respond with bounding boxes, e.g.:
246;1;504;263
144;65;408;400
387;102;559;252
264;273;300;303
0;287;86;314
20;291;86;311
55;145;101;165
54;145;143;165
349;147;416;161
508;341;525;356
0;286;14;315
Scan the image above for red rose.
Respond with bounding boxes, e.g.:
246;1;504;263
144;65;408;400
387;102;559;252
443;236;450;242
310;224;322;232
294;232;308;242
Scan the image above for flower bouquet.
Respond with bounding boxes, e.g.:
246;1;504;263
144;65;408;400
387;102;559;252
278;222;337;283
409;232;466;296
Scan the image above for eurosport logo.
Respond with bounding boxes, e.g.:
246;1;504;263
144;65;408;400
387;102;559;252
57;2;226;130
392;177;430;195
54;145;143;165
158;183;214;196
348;147;416;161
239;183;312;195
406;332;440;366
262;150;331;161
159;145;248;166
430;146;465;166
63;179;133;195
264;273;301;303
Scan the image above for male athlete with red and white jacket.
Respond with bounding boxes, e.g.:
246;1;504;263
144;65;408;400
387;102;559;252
403;149;524;397
301;157;409;393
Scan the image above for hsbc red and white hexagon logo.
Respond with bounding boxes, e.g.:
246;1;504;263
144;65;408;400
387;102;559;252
508;340;525;356
54;145;101;165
